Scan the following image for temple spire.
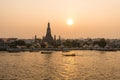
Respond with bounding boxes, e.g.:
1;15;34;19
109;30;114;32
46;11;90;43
43;22;54;45
48;22;50;28
46;22;52;37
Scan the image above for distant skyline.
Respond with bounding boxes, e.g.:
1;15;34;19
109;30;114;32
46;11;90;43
0;0;120;39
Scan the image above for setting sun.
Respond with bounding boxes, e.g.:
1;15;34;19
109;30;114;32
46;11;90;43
67;19;74;26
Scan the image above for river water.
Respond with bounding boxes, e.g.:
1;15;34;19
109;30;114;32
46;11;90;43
0;50;120;80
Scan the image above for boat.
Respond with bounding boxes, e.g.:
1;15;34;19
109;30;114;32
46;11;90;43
62;53;76;56
41;51;52;54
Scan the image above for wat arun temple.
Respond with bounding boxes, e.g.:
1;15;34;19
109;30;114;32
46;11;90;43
42;22;61;47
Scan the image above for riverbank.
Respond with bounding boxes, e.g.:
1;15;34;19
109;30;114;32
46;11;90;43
0;47;120;52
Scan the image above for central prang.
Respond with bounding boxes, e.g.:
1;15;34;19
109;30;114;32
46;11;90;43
43;22;54;45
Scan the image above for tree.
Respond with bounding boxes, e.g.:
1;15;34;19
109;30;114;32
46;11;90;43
63;39;72;48
93;38;107;48
98;38;107;48
71;40;80;47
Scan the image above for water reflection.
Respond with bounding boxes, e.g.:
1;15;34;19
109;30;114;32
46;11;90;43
0;51;120;80
60;56;77;80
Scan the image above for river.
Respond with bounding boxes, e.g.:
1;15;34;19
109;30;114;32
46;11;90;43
0;50;120;80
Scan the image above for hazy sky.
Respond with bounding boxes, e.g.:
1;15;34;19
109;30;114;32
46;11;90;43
0;0;120;39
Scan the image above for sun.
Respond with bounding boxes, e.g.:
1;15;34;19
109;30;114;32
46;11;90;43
67;19;74;26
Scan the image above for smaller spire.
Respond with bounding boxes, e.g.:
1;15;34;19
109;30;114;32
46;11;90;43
54;35;56;41
59;35;61;40
34;35;37;43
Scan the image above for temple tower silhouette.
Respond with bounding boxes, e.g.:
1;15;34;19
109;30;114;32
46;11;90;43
43;22;54;45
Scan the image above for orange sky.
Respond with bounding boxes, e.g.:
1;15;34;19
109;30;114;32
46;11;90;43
0;0;120;39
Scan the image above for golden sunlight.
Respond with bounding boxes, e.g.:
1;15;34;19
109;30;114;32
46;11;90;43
67;19;74;26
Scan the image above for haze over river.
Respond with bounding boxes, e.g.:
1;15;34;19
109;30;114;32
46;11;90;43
0;50;120;80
